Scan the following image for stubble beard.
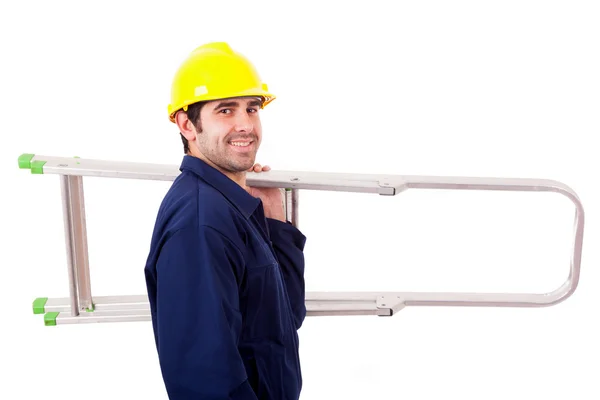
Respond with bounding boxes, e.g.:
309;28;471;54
196;133;256;173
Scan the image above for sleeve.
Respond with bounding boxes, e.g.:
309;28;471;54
154;225;258;400
266;218;307;329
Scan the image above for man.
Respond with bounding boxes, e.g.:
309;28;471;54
144;42;307;400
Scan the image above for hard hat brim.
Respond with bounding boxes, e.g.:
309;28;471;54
168;92;275;123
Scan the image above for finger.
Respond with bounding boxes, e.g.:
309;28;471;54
262;165;271;171
253;163;262;172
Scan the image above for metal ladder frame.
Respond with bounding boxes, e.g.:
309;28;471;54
18;153;585;326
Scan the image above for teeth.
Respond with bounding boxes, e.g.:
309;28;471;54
230;142;250;147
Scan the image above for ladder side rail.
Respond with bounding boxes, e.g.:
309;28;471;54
398;175;584;307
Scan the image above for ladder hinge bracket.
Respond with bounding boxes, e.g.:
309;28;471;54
376;295;406;316
378;178;407;196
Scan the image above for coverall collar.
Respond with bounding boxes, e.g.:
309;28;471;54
179;155;261;219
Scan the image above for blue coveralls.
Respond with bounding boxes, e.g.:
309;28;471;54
144;155;307;400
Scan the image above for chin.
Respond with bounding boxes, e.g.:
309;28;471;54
229;161;254;173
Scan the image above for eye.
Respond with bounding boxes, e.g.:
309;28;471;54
219;109;231;114
247;108;259;113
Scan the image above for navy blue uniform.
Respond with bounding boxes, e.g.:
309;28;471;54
144;155;306;399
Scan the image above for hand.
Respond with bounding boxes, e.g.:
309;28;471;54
246;163;286;222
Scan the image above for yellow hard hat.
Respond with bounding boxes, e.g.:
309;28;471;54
167;42;276;123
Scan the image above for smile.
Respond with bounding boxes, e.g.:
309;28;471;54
229;140;252;147
228;140;255;153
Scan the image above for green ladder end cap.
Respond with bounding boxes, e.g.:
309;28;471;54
44;312;60;326
18;153;35;169
86;304;95;312
33;297;48;314
30;160;46;174
18;153;46;174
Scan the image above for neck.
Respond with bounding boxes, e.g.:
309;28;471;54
187;149;247;188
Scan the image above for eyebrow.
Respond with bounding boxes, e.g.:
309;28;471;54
214;99;262;110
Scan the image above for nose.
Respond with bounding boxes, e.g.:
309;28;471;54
234;111;253;133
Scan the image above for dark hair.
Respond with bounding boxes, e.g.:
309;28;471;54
179;102;205;153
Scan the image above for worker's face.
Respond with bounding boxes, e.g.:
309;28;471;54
193;97;262;174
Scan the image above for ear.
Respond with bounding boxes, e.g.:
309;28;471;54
174;111;197;142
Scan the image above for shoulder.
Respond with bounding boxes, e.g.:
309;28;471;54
153;171;250;250
154;172;200;232
196;189;250;251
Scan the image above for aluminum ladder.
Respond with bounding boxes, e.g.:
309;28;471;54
17;153;585;326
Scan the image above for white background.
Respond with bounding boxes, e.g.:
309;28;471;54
1;1;599;399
